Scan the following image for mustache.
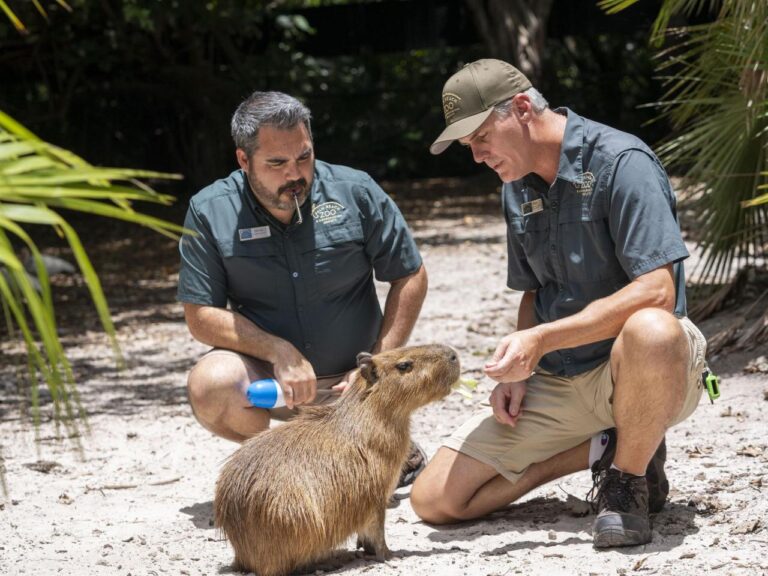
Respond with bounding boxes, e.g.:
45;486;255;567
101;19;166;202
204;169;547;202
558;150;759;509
278;179;308;194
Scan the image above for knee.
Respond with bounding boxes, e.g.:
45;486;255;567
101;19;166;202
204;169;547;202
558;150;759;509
619;308;686;360
187;360;245;422
411;475;460;525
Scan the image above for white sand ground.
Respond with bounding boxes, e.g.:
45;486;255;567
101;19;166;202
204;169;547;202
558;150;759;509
1;192;766;576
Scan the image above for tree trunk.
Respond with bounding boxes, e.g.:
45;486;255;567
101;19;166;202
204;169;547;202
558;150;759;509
465;0;554;83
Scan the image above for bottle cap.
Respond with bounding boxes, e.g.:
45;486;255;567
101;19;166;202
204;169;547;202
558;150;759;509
246;378;286;409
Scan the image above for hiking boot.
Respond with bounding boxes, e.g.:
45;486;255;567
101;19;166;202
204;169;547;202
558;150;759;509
592;468;652;548
397;441;426;488
591;429;669;513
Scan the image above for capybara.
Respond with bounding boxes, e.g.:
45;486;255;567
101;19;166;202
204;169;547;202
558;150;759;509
214;344;460;575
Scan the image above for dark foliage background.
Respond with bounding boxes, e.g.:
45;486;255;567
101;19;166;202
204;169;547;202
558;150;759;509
1;0;669;194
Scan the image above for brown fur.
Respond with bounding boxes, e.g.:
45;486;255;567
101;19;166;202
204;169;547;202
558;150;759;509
213;344;460;576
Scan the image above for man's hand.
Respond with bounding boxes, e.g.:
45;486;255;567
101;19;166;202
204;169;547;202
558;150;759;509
489;381;527;427
330;369;358;395
484;328;543;383
272;344;317;409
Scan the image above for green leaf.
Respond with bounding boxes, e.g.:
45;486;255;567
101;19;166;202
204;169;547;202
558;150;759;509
0;0;26;32
0;108;187;434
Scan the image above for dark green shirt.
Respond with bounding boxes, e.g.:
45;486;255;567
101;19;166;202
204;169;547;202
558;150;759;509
503;109;689;376
177;161;422;376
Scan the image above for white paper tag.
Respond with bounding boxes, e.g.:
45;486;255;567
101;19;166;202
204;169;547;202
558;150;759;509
238;226;271;242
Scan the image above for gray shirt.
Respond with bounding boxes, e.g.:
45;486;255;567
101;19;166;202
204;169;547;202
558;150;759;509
503;108;689;376
177;161;422;376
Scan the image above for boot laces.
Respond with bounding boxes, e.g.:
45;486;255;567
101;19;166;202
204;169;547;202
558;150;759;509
600;472;639;512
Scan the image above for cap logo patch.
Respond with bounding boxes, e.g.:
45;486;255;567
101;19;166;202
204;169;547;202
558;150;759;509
442;92;462;124
312;201;345;225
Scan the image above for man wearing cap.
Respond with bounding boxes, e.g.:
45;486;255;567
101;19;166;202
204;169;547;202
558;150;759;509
411;59;708;548
178;90;429;486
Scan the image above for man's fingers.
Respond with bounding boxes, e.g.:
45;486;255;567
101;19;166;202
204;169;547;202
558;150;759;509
507;383;526;421
509;386;523;413
488;339;509;366
495;346;519;373
283;378;316;407
490;387;516;427
331;381;349;393
297;380;317;405
282;385;295;409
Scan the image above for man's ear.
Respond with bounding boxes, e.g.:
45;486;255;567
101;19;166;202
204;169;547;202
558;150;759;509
513;93;532;123
236;148;250;171
356;352;378;384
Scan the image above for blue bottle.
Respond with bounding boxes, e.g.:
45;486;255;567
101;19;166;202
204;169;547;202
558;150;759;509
246;378;286;409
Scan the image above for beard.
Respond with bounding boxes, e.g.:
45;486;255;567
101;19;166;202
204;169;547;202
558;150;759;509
246;169;313;212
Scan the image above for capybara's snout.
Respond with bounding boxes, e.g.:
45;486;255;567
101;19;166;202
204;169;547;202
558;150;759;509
436;345;461;391
394;344;461;403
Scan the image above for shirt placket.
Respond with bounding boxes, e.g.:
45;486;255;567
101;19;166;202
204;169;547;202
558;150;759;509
282;226;313;356
547;180;572;373
548;181;565;289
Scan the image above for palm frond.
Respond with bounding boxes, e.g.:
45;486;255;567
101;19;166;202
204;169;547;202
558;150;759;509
0;0;25;32
0;109;189;433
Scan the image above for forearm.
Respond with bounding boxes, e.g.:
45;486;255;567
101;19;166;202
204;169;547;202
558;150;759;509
532;266;675;355
183;303;294;364
372;264;428;353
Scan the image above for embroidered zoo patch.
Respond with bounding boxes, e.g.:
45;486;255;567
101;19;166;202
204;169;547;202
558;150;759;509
312;201;346;225
575;172;595;196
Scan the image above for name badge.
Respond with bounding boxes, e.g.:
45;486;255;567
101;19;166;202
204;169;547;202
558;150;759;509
238;226;271;242
520;198;544;216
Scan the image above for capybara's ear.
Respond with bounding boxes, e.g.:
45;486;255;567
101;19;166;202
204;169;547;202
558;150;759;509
356;352;378;383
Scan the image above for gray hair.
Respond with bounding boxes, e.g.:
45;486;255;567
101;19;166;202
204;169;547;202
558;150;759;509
231;91;313;156
494;87;549;117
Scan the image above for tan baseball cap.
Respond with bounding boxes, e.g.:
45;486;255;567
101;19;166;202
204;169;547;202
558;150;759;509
430;59;532;155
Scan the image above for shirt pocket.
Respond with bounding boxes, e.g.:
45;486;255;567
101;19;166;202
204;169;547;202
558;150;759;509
305;222;369;301
558;202;626;286
220;240;283;311
509;213;550;280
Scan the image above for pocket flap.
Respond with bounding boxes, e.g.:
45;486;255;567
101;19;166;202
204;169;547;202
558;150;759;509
308;221;364;250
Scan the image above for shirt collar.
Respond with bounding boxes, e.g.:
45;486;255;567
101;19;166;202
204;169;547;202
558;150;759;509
553;107;585;184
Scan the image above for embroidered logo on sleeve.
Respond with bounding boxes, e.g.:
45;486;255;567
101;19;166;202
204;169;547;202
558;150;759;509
238;226;271;241
575;172;595;196
312;202;345;225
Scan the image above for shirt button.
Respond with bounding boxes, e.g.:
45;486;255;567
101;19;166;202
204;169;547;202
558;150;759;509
550;244;557;252
304;343;312;350
551;200;559;209
292;272;299;278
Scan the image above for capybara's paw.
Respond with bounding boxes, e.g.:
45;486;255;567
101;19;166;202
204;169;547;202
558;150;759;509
373;545;392;562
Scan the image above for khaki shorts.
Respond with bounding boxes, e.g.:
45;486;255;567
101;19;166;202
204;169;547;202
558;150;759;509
444;316;708;484
199;349;347;421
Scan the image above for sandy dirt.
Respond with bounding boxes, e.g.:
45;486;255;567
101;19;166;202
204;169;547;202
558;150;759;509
1;181;767;576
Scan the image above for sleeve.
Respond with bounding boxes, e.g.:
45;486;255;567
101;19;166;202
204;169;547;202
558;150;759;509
176;201;228;307
503;186;541;291
506;226;541;291
358;177;423;282
608;150;689;279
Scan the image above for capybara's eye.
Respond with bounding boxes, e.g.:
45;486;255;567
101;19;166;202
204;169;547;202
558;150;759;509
395;361;413;372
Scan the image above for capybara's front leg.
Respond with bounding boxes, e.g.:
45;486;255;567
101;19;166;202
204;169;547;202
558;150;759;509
356;506;392;561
